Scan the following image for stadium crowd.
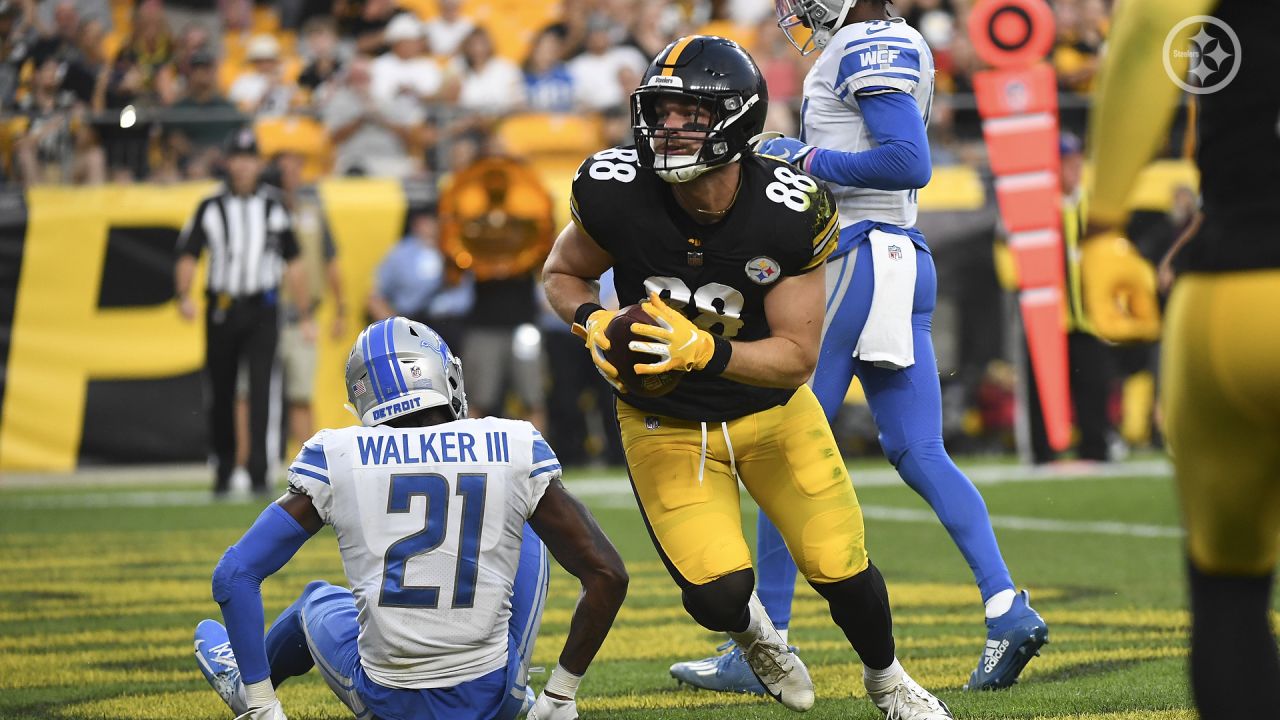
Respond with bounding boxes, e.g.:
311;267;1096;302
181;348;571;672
0;0;1180;469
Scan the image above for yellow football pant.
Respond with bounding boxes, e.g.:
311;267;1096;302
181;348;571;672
1164;271;1280;575
617;385;869;586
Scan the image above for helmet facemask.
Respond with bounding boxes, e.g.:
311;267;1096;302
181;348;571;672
775;0;858;55
632;85;762;184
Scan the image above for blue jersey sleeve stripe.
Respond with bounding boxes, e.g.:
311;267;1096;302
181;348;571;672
298;445;327;470
529;463;562;479
837;73;921;100
289;465;330;485
532;439;557;465
836;46;921;93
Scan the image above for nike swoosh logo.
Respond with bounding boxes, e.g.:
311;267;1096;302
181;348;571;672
866;25;894;34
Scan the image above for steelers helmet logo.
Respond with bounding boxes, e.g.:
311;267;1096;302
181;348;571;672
745;256;781;285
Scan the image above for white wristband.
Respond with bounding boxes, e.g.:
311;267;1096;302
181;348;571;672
245;678;277;708
544;664;583;699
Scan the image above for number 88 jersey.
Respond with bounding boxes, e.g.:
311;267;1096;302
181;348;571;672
570;145;840;422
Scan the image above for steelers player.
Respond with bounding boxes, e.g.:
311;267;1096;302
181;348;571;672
1085;1;1280;716
544;35;952;718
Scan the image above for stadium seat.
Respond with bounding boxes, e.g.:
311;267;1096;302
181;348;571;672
496;113;605;161
254;116;332;182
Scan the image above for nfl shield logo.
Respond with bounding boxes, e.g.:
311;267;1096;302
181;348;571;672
409;365;422;380
887;244;902;260
645;416;660;430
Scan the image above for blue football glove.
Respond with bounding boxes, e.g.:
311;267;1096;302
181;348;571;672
756;136;818;172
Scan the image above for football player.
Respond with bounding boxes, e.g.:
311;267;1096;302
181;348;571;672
192;317;627;720
666;0;1048;695
544;35;951;718
1085;1;1280;716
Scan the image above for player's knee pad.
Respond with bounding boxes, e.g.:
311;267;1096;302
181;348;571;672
211;546;245;604
682;568;754;632
792;510;870;584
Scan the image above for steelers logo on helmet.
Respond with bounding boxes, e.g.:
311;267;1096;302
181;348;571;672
631;35;769;184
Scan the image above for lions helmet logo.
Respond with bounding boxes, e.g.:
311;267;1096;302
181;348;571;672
745;256;781;285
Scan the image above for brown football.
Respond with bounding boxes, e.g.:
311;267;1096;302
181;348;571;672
603;304;684;398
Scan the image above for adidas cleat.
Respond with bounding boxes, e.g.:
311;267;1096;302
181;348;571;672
866;669;953;720
194;618;249;715
670;640;769;695
964;590;1049;690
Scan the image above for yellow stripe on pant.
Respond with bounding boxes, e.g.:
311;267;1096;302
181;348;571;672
617;385;868;586
1163;270;1280;576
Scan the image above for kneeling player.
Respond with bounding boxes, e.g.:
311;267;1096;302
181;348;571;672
192;317;627;720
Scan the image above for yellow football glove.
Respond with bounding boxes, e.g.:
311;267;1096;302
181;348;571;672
572;306;625;392
1080;230;1162;343
631;292;717;375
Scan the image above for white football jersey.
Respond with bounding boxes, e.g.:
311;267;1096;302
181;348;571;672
801;18;935;229
286;417;559;689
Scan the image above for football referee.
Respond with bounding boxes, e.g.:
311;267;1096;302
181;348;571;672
174;128;313;498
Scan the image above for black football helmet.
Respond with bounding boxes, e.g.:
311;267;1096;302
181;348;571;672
631;35;769;183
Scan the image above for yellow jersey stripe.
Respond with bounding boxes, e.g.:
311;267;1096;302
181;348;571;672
811;211;838;255
661;36;696;76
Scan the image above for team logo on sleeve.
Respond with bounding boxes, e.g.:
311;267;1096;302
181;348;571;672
745;256;782;285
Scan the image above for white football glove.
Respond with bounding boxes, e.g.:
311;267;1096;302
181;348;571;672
234;700;287;720
527;692;578;720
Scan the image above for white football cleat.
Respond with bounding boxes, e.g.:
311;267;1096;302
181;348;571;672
865;668;953;720
739;633;814;712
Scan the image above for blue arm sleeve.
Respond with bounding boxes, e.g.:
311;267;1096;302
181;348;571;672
806;91;932;191
210;502;314;685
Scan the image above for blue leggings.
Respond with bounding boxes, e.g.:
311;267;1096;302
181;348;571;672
264;524;550;720
756;229;1015;630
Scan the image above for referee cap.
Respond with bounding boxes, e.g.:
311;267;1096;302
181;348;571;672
225;127;260;157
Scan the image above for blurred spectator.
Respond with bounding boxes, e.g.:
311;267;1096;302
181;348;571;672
118;0;174;96
452;26;524;115
0;0;35;109
522;29;575;113
367;211;474;352
567;16;645;112
421;0;474;57
92;49;155;182
297;16;344;104
62;18;107;102
273;149;344;448
278;0;332;31
336;0;403;57
154;22;212;105
229;34;298;116
370;14;444;105
166;49;243;179
1053;0;1106;94
30;0;80;65
626;1;680;59
753;14;804;105
15;56;102;185
324;57;425;177
541;0;590;59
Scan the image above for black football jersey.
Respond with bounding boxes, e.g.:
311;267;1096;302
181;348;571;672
570;146;839;422
1184;0;1280;272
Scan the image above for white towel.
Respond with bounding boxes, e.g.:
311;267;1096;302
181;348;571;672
854;229;917;369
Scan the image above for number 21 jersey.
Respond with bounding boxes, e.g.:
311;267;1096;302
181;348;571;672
286;417;559;688
571;147;839;421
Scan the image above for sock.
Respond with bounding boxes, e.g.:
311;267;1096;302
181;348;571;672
863;657;903;690
778;627;789;645
1187;559;1280;718
728;593;778;649
985;588;1017;619
810;560;896;670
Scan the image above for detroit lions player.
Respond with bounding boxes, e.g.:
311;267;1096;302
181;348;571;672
670;0;1048;695
192;317;627;720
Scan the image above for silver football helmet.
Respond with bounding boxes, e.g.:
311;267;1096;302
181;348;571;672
345;317;467;427
775;0;858;55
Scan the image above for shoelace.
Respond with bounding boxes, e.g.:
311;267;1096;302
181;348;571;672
741;638;792;686
886;680;947;718
209;641;239;671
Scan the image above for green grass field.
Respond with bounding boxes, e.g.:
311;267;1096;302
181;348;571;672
0;459;1215;719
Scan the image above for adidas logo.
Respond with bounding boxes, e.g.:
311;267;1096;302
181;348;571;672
983;638;1010;673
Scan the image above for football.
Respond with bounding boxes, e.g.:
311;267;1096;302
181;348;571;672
603;304;684;398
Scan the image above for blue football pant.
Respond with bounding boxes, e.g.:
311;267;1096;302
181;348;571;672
263;524;550;720
757;232;1015;631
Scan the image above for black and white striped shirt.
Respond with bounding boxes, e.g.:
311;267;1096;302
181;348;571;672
177;185;300;297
